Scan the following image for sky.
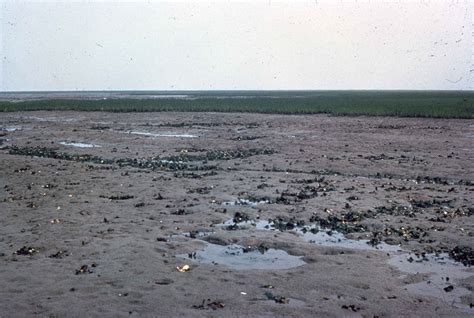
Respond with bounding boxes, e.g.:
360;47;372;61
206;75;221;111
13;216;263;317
0;0;472;91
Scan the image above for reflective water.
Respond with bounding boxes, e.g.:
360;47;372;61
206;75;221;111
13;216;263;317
59;141;101;148
1;127;21;132
178;242;305;270
128;131;197;138
221;218;473;309
23;116;78;122
223;219;400;252
159;159;184;164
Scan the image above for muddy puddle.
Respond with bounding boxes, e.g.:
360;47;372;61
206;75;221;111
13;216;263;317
22;115;78;122
59;141;102;148
222;219;400;252
127;131;198;138
178;242;306;270
388;253;473;310
218;218;473;309
1;126;21;132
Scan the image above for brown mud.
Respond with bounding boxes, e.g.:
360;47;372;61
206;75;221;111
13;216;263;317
0;111;473;317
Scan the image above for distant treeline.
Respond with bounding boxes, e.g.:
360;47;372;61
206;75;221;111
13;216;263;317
1;91;473;118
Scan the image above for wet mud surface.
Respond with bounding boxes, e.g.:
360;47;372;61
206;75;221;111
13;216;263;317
0;111;473;317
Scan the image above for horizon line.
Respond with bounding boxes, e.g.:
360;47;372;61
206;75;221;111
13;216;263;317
1;89;474;94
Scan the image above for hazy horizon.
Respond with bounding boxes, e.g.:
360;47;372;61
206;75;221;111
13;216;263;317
2;89;474;94
1;0;473;91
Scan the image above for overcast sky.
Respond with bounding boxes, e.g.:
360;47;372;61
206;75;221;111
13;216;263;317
1;0;472;91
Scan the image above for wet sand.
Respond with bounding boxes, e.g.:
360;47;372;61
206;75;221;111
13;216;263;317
0;111;473;317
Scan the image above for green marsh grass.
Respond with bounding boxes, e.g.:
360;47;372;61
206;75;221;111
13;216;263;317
1;91;473;118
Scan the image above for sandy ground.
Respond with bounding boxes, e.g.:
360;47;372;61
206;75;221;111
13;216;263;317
0;111;473;317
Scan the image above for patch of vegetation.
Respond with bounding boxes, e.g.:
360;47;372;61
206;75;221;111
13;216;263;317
374;205;416;218
1;91;473;118
268;216;306;231
449;246;474;266
309;213;367;234
8;145;274;171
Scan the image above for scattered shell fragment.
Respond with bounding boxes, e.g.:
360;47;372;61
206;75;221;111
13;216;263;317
176;264;190;272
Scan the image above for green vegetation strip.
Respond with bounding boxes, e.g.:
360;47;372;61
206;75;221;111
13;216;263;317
1;91;473;118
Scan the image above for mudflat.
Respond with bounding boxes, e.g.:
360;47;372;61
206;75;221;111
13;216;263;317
0;111;473;317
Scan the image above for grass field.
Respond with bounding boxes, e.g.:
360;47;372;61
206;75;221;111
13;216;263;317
1;91;473;118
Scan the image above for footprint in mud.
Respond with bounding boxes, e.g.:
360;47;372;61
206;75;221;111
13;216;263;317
192;299;225;310
155;278;174;285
